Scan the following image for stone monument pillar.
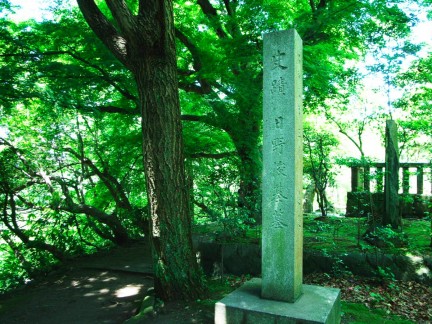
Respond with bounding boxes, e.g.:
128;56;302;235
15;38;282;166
261;29;303;303
214;29;341;324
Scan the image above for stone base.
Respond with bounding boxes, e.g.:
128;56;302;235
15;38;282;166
215;278;341;324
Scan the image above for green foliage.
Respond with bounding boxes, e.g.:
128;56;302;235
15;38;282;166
304;125;339;217
0;246;27;292
342;302;414;323
320;248;352;277
303;216;430;255
394;53;432;157
199;215;430;257
377;266;399;291
191;156;256;240
336;156;377;167
365;226;409;249
0;70;144;291
309;220;332;234
0;0;430;295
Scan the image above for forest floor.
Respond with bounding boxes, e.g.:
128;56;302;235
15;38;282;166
0;241;431;324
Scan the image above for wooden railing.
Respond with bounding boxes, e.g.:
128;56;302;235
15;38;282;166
350;162;432;195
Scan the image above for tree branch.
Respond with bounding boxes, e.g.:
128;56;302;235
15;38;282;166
181;114;205;122
181;114;222;130
105;0;136;35
0;138;38;179
197;0;227;38
181;92;233;133
175;28;202;72
189;152;235;159
75;104;139;115
325;113;364;158
2;193;65;260
317;0;327;10
77;0;131;69
64;147;132;210
175;28;212;94
1;51;137;102
223;0;234;16
193;198;219;219
309;0;316;12
178;81;210;94
55;181;129;244
222;0;241;38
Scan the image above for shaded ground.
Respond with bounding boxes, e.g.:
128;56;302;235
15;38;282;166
0;242;214;324
306;273;432;323
1;241;431;323
0;242;154;324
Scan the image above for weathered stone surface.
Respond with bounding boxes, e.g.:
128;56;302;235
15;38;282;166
384;120;400;229
215;28;341;324
215;278;341;324
262;28;303;303
194;240;432;284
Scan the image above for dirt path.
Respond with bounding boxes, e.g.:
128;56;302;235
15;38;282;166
1;241;430;323
0;242;155;324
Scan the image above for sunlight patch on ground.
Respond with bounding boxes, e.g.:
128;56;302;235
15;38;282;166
71;280;80;287
84;288;110;297
416;266;430;276
406;253;422;264
83;288;109;297
84;292;96;297
406;253;430;276
115;285;141;298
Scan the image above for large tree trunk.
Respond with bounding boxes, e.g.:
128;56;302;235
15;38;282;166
77;0;206;301
228;101;262;224
235;136;262;224
135;51;205;301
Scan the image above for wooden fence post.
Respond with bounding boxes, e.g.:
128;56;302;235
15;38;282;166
351;166;359;192
376;166;384;193
402;167;410;194
363;166;370;192
417;166;423;195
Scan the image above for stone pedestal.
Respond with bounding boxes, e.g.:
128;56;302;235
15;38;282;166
215;278;341;324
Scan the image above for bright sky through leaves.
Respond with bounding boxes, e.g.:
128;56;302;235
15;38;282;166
9;0;53;22
5;0;432;160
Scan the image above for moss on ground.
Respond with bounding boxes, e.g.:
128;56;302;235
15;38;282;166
342;302;414;323
194;216;431;256
302;216;431;255
166;276;418;323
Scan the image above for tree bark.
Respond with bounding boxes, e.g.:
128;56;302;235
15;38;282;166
231;130;262;223
77;0;206;300
135;41;205;301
